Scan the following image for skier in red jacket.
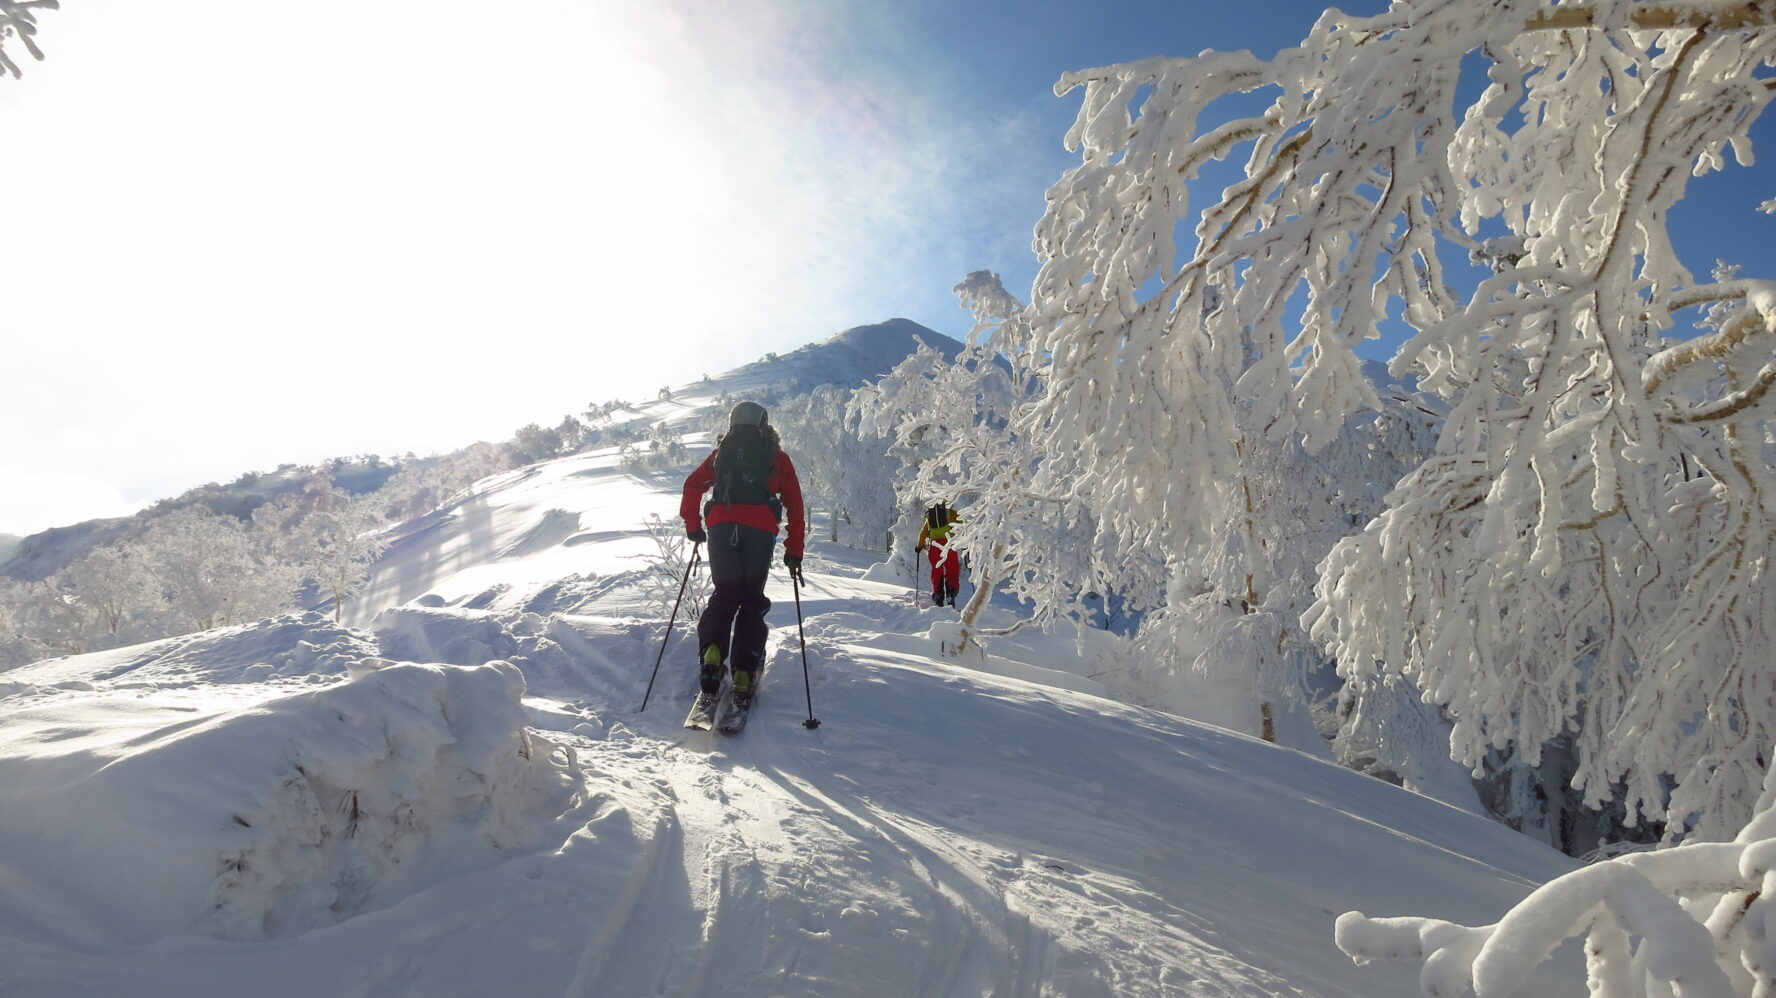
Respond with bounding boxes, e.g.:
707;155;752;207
680;401;805;705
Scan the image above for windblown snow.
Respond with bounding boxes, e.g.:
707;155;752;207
0;359;1582;997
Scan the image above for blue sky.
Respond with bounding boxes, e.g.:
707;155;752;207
2;0;1773;537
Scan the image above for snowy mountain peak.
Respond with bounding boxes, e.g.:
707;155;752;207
690;318;963;401
814;316;964;364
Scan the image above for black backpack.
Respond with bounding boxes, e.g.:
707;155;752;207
927;504;948;529
712;424;781;511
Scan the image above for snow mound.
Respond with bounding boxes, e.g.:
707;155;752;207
531;613;659;696
861;556;915;586
0;660;580;944
139;612;375;683
512;570;638;618
368;602;671;715
373;605;520;666
496;507;582;560
2;611;375;692
206;661;581;940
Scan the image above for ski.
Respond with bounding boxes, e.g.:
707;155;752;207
683;691;720;730
715;692;753;735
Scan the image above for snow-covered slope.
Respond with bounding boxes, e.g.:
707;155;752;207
344;318;961;629
0;320;961;589
0;334;1583;997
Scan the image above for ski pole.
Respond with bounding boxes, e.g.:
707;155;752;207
791;569;820;729
640;542;700;712
913;545;926;608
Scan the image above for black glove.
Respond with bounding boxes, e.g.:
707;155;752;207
687;528;707;544
915;543;925;554
785;555;803;581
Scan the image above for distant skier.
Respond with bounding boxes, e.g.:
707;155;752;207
680;401;805;708
915;501;963;607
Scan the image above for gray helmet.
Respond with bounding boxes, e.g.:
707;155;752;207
729;400;768;427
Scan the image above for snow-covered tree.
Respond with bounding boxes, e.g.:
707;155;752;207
254;481;391;622
136;507;295;631
902;273;1090;654
0;578;36;668
554;415;591;454
376;462;452;523
372;444;527;524
618;422;691;475
513;422;564;463
874;271;1421;737
771;386;898;547
771;388;840;537
0;0;54;79
647;421;689;468
1126;389;1443;745
53;541;157;644
854;338;990;578
1031;0;1776;836
0;577;77;662
1022;0;1776;993
831;425;902;553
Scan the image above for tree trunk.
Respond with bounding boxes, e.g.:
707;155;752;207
954;543;1000;656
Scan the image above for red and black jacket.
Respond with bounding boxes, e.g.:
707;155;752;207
680;448;806;559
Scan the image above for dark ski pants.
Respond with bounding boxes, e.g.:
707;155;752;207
697;521;776;682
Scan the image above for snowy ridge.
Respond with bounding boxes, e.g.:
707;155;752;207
694;318;964;400
0;421;1583;996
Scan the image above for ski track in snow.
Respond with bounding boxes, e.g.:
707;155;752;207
0;383;1584;997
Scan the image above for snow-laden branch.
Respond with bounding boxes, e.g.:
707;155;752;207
1645;280;1776;399
1337;821;1776;998
0;0;57;78
1527;0;1776;32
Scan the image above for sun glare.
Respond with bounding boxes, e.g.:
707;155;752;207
0;0;963;534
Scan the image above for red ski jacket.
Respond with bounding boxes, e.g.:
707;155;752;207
680;448;806;559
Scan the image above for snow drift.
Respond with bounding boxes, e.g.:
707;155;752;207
0;651;578;944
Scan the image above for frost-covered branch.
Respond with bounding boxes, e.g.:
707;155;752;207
1337;804;1776;997
0;0;57;78
1526;0;1776;32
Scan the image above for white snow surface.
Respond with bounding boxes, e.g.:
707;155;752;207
0;378;1583;997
